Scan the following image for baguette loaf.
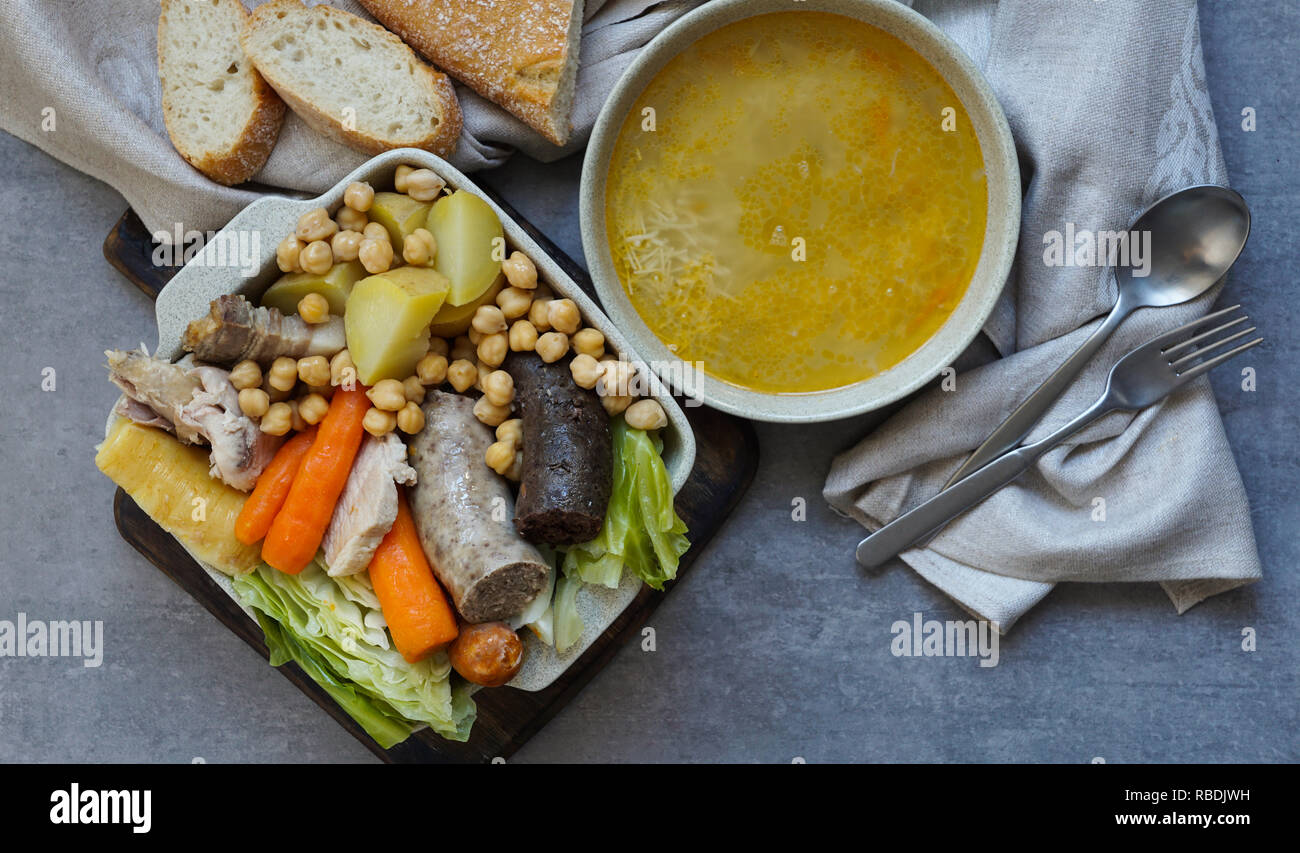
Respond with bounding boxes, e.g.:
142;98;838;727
359;0;584;147
240;0;461;157
157;0;286;185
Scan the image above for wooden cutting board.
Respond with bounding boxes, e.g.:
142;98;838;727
103;184;759;763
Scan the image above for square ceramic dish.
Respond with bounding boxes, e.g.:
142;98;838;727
142;148;696;692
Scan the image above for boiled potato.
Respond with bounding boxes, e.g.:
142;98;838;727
260;261;366;316
345;266;451;385
426;190;503;307
369;191;433;246
427;274;506;337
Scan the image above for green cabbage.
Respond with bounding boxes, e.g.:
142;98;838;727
562;418;690;592
233;562;476;745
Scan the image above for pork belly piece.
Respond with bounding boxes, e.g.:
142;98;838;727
106;349;282;491
182;294;346;367
322;432;417;577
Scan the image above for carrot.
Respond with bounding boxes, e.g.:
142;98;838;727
261;387;369;574
234;426;317;545
368;492;459;662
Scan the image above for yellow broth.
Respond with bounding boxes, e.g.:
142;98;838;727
604;12;987;393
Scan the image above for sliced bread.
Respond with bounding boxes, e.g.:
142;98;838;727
358;0;584;147
157;0;286;185
239;0;462;157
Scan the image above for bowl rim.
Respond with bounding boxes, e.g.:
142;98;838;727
580;0;1022;423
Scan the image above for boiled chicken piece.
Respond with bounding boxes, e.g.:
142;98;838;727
182;294;346;367
322;432;417;577
106;349;281;491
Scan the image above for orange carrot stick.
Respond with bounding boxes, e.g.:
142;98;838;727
261;387;369;574
368;492;459;662
234;426;317;545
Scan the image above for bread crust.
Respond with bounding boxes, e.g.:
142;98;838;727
240;0;462;158
158;0;286;185
358;0;582;146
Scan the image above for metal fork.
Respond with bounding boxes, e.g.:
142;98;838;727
855;306;1262;568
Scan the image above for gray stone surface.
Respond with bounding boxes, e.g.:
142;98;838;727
0;0;1293;763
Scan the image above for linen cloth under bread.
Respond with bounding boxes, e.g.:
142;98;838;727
823;0;1261;631
0;0;698;234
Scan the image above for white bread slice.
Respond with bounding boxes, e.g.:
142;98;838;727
157;0;286;185
239;0;462;157
358;0;583;147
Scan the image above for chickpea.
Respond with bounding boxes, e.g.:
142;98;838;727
533;282;554;302
450;336;476;363
508;319;538;352
362;407;397;437
471;305;508;335
260;402;293;435
287;399;308;433
359;237;394;273
331;229;362;262
396;401;425;434
343;181;374;212
308;383;335;400
428;338;450;358
502;251;538;289
447;358;478;392
366;378;407;412
403;228;437;266
300;240;334;276
535;331;569;363
362;221;390;243
238;387;270;418
571;328;606;359
477;332;509;367
467;326;484;346
527;298;552;331
268;356;299;392
482;370;515;406
297;355;331;387
547;298;581;335
297;292;330;325
624;398;668;430
393;164;415;193
336;205;367;233
416;353;448;385
405;168;446;202
296;207;337;243
496;286;533;320
569;353;602;389
229;359;262;391
484;440;515;475
330;349;357;388
601;394;633;416
473;395;512;428
599;360;635;397
402;375;426;405
263;378;292;403
496;418;523;445
505;451;524;482
276;235;304;273
475;360;493;392
297;392;330;425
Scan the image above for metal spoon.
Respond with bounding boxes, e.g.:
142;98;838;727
939;184;1251;491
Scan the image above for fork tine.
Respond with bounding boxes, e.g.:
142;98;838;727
1170;326;1257;370
1163;315;1250;357
1174;336;1263;382
1149;304;1244;350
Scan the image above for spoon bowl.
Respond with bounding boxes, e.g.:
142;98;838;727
1119;184;1252;310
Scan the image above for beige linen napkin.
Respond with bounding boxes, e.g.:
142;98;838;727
824;0;1262;631
0;0;702;235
